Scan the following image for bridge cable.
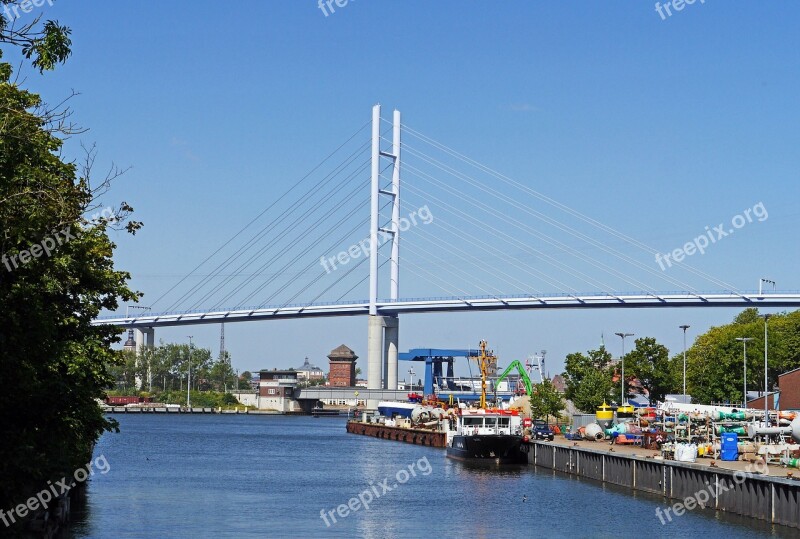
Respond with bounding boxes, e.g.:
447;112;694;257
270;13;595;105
402;123;740;293
404;181;596;294
264;197;396;308
149;119;371;310
404;162;654;294
169;148;372;312
196;162;372;310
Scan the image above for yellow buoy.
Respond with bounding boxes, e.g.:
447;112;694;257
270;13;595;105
596;402;614;422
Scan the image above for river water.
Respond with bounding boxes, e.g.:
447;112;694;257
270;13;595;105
68;415;791;538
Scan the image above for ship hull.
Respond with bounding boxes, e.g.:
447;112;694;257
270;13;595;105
446;434;527;464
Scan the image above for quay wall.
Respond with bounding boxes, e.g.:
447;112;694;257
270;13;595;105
346;421;446;448
526;441;800;529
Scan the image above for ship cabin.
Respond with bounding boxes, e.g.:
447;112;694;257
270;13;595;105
456;409;523;436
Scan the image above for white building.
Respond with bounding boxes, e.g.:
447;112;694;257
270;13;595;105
296;357;325;382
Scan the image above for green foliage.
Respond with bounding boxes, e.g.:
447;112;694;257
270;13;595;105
563;346;615;412
625;337;675;404
529;379;565;423
155;390;241;408
686;309;800;404
107;349;146;392
209;352;236;391
733;308;760;325
106;342;234;393
571;368;615;413
560;309;800;408
0;19;138;526
1;4;72;72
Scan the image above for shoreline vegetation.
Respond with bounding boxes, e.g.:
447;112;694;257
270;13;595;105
106;389;245;409
1;13;140;538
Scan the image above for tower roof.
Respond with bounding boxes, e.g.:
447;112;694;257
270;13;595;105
328;344;358;361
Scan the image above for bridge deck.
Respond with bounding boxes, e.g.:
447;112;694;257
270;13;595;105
92;292;800;328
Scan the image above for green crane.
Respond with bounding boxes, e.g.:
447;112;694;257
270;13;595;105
495;360;533;397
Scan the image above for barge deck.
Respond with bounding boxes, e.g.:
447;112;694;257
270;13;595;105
346;420;447;448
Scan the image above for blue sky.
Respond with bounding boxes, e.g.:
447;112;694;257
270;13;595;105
7;1;799;377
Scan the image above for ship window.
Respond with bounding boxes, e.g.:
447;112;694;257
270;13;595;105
484;417;498;428
498;417;510;427
463;417;483;426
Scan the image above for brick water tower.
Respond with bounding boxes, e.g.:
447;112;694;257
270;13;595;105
328;345;358;387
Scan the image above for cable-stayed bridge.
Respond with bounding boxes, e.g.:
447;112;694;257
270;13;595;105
97;292;800;329
94;105;800;396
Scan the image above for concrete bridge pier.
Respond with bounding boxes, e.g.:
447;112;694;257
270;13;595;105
367;315;399;408
383;316;398;391
133;328;155;391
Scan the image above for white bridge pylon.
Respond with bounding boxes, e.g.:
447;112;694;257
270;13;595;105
366;104;402;395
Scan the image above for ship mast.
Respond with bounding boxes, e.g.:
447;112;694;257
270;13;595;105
477;340;494;409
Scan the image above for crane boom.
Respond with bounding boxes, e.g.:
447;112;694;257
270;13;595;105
495;360;533;396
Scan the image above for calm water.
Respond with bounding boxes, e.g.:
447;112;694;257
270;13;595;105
68;415;792;538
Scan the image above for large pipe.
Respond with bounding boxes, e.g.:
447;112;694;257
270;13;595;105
747;416;800;441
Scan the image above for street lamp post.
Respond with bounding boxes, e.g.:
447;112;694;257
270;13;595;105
615;332;634;406
679;325;690;398
187;336;194;408
761;315;771;427
735;337;753;408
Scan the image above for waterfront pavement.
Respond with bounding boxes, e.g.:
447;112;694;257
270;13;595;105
547;437;799;479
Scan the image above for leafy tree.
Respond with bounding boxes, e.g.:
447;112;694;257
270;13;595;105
563;346;615;412
733;307;760;325
0;12;139;529
209;353;236;392
239;370;253;390
186;346;212;390
625;337;675;404
0;2;71;72
572;368;615;413
106;349;146;392
529;379;565;423
682;309;800;404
